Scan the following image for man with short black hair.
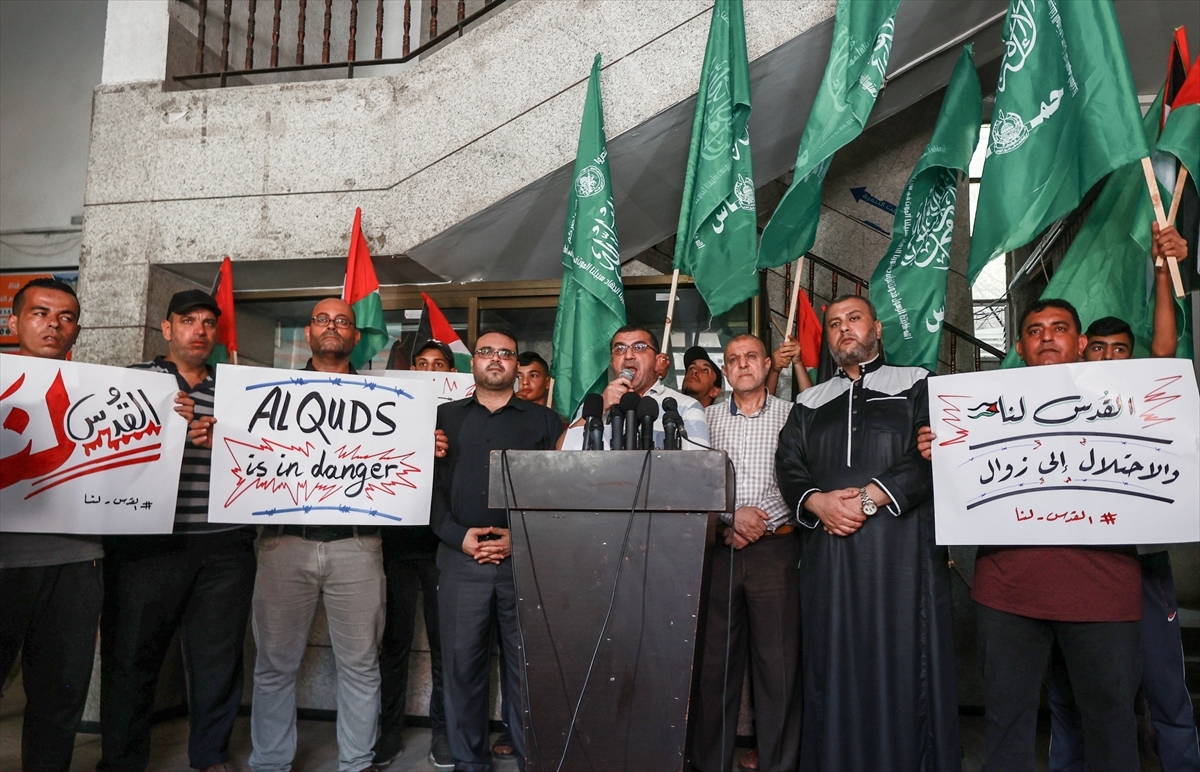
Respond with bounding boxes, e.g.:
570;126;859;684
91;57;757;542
777;294;959;771
100;289;257;772
515;351;550;406
414;340;456;372
431;328;564;772
0;278;103;772
560;324;709;450
680;346;723;408
693;334;800;772
920;297;1142;771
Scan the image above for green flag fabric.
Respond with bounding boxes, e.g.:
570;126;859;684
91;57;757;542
757;0;900;270
870;46;981;372
1000;90;1193;368
673;0;758;316
550;53;627;421
967;0;1149;285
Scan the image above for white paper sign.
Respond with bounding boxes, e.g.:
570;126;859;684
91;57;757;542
929;359;1199;546
208;364;437;526
381;370;476;402
0;355;186;534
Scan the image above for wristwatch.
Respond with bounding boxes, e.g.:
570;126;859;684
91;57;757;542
859;487;878;516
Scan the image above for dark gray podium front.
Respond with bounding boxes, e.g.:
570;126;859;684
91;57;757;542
488;450;733;772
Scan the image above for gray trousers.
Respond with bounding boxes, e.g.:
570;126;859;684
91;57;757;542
249;533;385;772
437;542;525;772
692;532;803;772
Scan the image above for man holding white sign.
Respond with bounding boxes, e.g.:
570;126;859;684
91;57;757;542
920;299;1168;772
774;295;959;772
0;278;102;772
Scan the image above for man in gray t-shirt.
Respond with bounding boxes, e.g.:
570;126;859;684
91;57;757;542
0;278;104;772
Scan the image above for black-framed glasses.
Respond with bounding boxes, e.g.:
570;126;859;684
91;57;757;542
310;314;354;329
474;347;516;361
611;341;654;355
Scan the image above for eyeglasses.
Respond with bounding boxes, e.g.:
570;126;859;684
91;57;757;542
310;314;354;329
611;341;655;355
474;347;516;361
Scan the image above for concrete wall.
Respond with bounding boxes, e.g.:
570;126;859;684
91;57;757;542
0;0;106;270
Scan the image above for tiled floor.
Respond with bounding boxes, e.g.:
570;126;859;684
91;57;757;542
0;675;1164;772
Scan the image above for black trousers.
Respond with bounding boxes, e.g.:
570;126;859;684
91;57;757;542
97;528;256;772
0;559;103;772
379;549;445;738
977;604;1140;772
692;532;803;772
437;543;524;772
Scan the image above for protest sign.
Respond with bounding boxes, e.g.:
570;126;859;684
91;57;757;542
929;358;1199;545
1;355;185;534
381;370;476;403
208;364;438;526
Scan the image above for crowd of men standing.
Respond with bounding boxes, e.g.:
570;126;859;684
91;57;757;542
0;219;1196;772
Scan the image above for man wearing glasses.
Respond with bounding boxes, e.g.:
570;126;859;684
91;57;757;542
561;325;710;450
250;298;446;772
430;328;564;772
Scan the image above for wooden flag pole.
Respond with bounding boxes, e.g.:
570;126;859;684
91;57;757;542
662;268;682;355
546;377;554;411
230;350;238;366
1166;167;1189;227
1141;157;1185;297
783;257;805;344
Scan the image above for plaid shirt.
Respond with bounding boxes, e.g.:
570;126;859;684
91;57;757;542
705;391;793;529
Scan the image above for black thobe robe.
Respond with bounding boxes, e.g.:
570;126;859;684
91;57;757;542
775;357;960;772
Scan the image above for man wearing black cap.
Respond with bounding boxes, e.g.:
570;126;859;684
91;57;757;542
681;345;723;408
414;339;456;372
100;289;258;772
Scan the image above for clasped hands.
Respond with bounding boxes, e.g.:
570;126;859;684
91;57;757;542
806;482;889;537
462;526;511;564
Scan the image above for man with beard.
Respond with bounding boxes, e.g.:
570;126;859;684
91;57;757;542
430;329;564;772
559;325;709;450
0;278;104;772
776;295;960;771
251;298;446;772
100;290;257;772
680;346;723;408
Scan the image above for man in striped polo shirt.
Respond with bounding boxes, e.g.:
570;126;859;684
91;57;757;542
98;289;257;772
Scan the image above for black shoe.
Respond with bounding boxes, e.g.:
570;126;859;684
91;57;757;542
372;730;404;767
429;733;455;772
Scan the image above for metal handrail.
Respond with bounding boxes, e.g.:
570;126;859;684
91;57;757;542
773;251;1005;373
175;0;510;86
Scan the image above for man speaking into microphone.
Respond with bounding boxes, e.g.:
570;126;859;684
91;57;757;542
561;324;709;450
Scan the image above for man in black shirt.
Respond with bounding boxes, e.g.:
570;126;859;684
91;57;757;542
431;328;564;772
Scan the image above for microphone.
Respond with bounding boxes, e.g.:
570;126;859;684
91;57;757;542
618;368;635;382
661;396;682;451
636;396;659;451
619;392;640;451
582;393;604;450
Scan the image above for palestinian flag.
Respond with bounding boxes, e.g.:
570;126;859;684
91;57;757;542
209;256;238;365
413;292;471;371
343;208;389;369
794;289;823;369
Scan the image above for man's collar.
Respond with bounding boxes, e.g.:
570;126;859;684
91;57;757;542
729;388;770;416
470;390;525;411
303;358;357;375
155;355;214;380
836;353;883;380
647;379;666;396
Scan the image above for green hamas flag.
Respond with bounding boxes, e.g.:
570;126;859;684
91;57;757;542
673;0;758;316
551;53;627;421
967;0;1149;285
757;0;900;269
1000;90;1193;368
870;46;981;371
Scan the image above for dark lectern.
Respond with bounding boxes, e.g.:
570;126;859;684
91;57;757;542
488;450;734;772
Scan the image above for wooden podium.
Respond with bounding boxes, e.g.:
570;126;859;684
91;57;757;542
488;450;733;772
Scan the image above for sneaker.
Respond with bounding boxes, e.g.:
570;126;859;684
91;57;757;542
372;729;404;767
429;733;455;772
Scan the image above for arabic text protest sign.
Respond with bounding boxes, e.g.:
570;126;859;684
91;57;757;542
208;365;437;526
381;370;476;403
929;359;1199;546
1;355;186;534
